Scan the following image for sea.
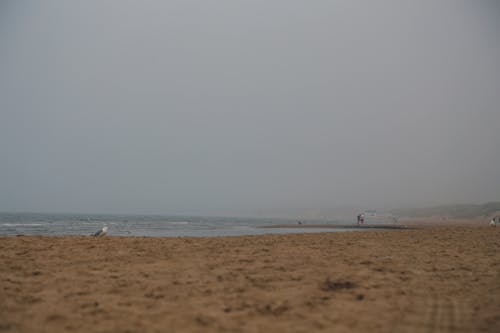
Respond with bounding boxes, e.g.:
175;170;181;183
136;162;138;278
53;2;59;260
0;213;354;237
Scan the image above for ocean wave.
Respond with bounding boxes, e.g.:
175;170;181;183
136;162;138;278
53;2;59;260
1;223;45;227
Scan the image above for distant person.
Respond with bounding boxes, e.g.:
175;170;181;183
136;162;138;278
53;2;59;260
357;214;365;226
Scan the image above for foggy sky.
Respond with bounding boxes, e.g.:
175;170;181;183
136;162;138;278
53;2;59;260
1;1;499;217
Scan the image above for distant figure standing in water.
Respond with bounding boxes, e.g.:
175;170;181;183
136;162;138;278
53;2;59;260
357;214;365;226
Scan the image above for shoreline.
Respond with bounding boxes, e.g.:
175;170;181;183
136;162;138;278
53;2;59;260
259;223;410;230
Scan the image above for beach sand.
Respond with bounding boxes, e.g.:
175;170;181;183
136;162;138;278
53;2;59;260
1;226;499;332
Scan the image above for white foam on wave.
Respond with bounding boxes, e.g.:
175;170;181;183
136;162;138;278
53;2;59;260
1;223;44;227
232;226;253;230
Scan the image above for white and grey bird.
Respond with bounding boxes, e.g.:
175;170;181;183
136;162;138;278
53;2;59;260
93;226;108;237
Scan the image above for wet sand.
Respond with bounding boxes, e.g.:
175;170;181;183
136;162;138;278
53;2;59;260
1;226;499;332
260;223;409;229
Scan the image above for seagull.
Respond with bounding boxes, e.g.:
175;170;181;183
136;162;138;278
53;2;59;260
93;226;108;237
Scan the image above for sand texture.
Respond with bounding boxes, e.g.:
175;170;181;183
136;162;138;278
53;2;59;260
1;227;499;332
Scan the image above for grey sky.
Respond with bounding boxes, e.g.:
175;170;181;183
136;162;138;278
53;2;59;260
1;1;499;217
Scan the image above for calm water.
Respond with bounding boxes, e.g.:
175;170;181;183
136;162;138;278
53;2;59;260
0;213;354;237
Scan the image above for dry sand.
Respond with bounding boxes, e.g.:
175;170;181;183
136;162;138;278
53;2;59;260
1;226;499;332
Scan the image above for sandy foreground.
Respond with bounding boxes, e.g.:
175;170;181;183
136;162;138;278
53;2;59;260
1;226;499;333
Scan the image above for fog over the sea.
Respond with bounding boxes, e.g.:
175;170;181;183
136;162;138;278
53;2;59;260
1;1;499;217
